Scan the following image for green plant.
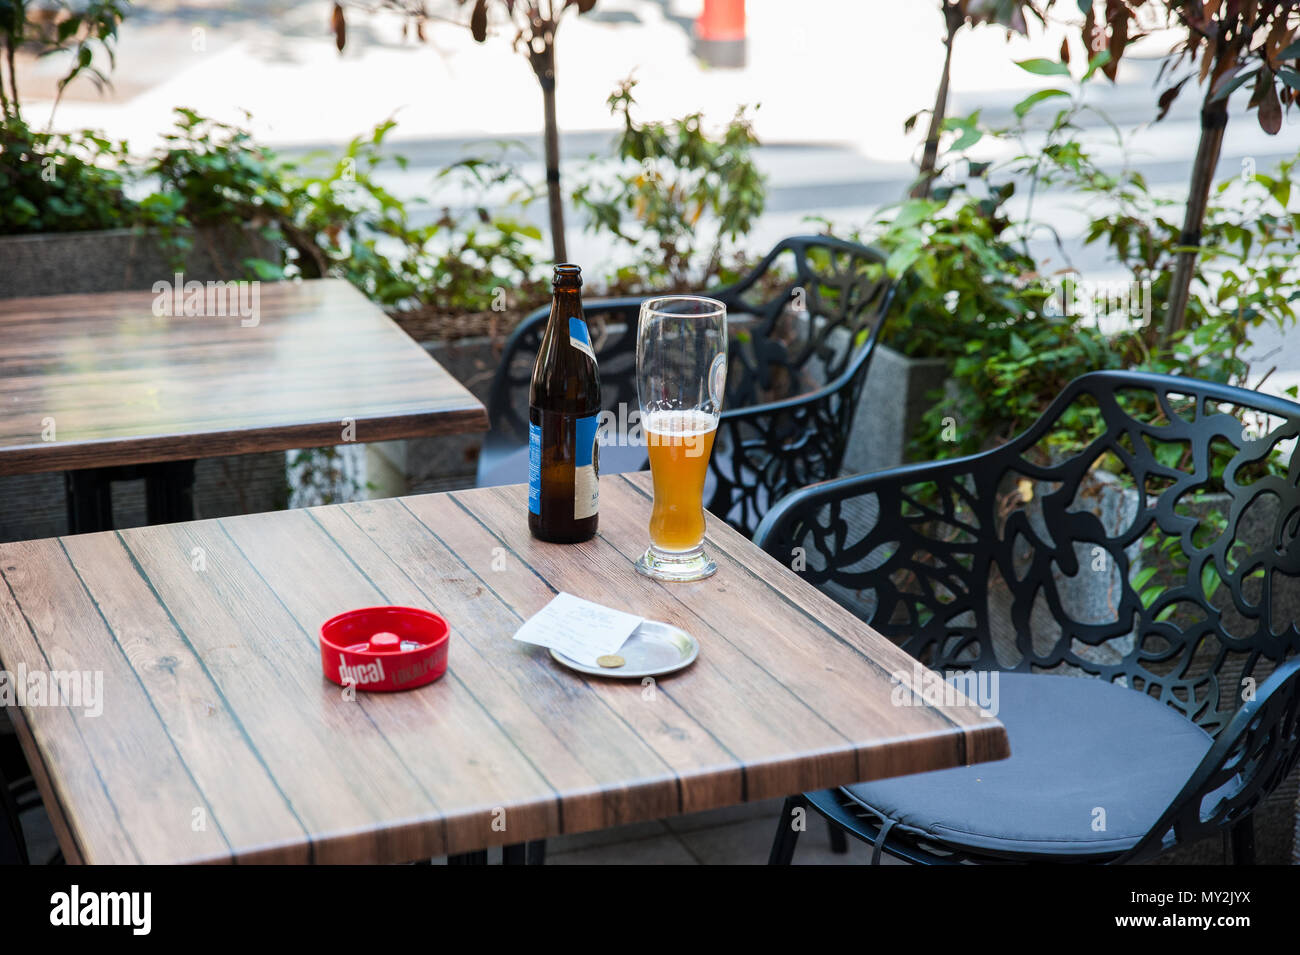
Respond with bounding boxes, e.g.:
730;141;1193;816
300;143;548;313
835;183;1038;360
143;109;547;311
906;71;1298;464
0;0;126;121
0;117;135;233
907;0;1049;198
572;79;766;291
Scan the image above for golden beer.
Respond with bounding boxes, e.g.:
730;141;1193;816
634;294;726;582
644;409;717;552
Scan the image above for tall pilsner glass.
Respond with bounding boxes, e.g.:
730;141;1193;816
635;296;727;582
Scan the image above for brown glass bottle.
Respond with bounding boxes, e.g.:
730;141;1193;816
528;264;601;542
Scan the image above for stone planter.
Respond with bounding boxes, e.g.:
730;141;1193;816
842;344;949;476
0;225;277;299
367;335;501;497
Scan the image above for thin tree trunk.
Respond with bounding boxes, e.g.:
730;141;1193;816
5;38;18;117
911;11;959;200
1162;90;1228;343
0;37;11;119
535;42;568;263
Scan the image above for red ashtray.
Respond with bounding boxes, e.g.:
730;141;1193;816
320;606;450;692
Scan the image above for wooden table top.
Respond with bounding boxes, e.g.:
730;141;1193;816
0;279;487;476
0;472;1008;864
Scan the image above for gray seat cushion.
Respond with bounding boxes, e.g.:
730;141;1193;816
843;672;1229;858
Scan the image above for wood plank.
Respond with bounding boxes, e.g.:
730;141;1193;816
115;520;445;863
219;506;562;854
59;531;310;863
0;538;229;863
415;490;852;803
0;279;487;475
322;499;687;831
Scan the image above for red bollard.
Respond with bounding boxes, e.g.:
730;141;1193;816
694;0;746;69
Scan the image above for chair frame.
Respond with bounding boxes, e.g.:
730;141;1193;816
481;235;898;537
755;370;1300;864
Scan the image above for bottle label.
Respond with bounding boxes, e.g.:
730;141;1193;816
569;317;596;361
528;421;542;515
574;412;599;520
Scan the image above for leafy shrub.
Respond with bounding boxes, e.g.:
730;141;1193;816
0;119;136;233
840;65;1298;465
572;79;766;291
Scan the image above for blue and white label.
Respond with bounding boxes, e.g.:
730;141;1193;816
528;421;542;515
569;317;596;361
574;412;599;520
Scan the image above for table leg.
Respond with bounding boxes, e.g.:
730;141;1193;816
502;843;527;865
65;459;197;534
65;470;114;534
145;459;196;524
447;850;488;865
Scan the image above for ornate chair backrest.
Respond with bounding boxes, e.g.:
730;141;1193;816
484;235;894;455
711;235;894;411
485;296;643;451
756;371;1300;737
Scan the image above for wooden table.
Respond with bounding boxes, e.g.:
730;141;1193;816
0;472;1008;864
0;279;487;531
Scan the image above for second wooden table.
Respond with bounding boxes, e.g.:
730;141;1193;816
0;278;487;530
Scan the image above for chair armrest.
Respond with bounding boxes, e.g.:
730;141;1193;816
751;454;999;664
1117;657;1300;863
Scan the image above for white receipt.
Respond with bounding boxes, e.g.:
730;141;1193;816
513;592;644;666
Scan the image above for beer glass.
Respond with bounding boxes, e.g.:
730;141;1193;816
635;296;727;582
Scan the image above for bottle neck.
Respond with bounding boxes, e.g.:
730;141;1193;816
550;287;582;322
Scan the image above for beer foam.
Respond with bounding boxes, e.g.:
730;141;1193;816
643;409;717;437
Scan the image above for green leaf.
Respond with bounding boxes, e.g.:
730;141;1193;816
1014;58;1071;77
1201;564;1220;599
1008;332;1032;360
1013;88;1070;118
885;241;922;277
1131;566;1158;592
1082;51;1112;82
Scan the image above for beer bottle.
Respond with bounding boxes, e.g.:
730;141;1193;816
528;263;601;542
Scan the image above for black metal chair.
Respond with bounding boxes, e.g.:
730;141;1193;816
477;235;898;538
756;370;1300;864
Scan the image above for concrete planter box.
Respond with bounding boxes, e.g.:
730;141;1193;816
842;344;950;476
0;225;277;299
367;335;501;497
